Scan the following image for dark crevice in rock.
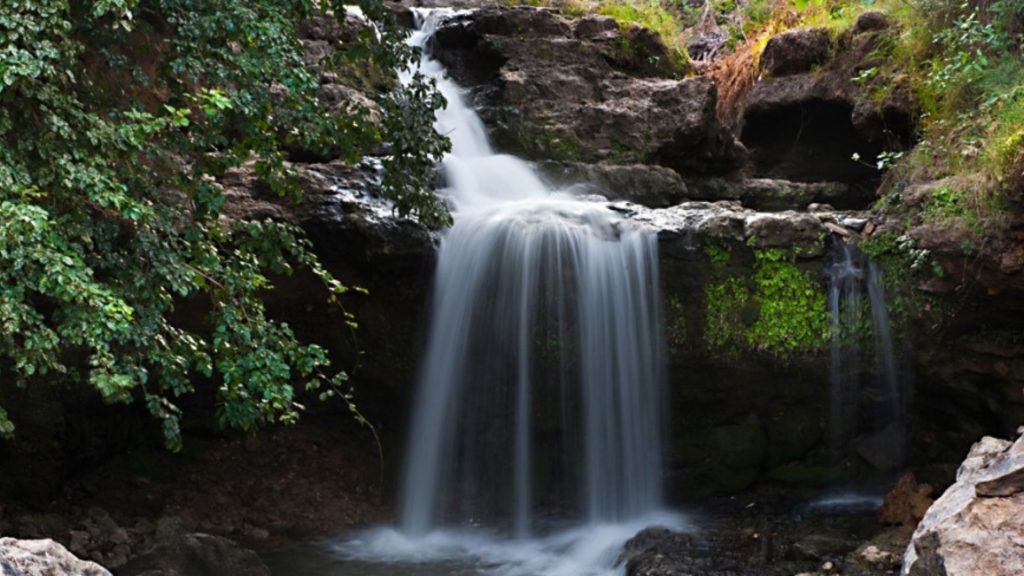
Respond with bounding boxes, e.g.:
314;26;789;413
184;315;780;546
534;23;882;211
740;99;882;196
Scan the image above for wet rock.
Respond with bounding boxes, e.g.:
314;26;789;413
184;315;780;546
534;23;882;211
764;406;821;466
852;424;905;471
154;516;197;543
68;530;91;558
765;463;839;486
536;161;687;207
685;178;856;211
845;528;909;575
619;528;700;576
790;532;852;561
877;473;933;527
903;432;1024;575
759;28;832;77
618;526;680;564
839;215;869;231
744;212;825;256
0;538;111;576
672;419;767;494
120;533;270;576
221;160;436;265
616;494;881;576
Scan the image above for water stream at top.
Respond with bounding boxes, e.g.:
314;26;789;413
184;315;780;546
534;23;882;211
330;8;679;576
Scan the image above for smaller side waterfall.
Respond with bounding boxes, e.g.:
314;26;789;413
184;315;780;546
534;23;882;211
826;244;906;469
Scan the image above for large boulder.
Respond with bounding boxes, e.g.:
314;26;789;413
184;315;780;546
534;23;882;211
425;6;746;176
0;538;111;576
902;431;1024;576
758;28;832;77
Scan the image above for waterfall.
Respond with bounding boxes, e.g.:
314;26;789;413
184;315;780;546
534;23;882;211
826;243;905;469
399;9;667;537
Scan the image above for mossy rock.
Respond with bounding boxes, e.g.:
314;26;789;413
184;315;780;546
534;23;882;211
764;404;824;466
765;462;842;486
672;417;767;494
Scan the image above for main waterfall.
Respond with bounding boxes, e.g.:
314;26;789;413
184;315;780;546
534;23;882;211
400;8;667;538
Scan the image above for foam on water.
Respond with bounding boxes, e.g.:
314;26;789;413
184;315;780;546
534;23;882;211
336;511;687;576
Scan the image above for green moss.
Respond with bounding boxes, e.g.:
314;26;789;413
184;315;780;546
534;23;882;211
748;249;831;354
704;277;751;352
853;233;954;341
522;128;588;161
704;243;732;266
665;295;688;350
704;249;829;358
859;232;943;279
858;231;902;259
606;140;641;164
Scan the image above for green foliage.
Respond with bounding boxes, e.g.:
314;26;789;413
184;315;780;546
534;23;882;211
884;0;1024;202
859;232;941;277
523;128;588;161
747;249;831;354
704;249;829;358
926;7;1006;91
0;0;448;446
597;0;689;62
704;243;732;266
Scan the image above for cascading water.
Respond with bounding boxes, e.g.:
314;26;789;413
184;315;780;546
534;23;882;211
826;243;906;470
399;8;666;540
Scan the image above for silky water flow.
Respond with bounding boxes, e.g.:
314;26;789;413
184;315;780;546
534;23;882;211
331;9;681;576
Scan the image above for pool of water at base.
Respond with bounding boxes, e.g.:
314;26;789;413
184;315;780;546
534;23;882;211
261;512;687;576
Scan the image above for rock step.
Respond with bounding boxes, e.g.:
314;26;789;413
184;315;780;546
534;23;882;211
685;177;870;212
537;160;872;212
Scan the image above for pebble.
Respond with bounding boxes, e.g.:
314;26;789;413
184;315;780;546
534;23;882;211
861;544;892;564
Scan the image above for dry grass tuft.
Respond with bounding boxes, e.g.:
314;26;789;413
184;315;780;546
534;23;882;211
707;4;796;127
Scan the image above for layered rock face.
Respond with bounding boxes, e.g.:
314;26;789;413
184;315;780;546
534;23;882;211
903;431;1024;576
423;6;747;177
